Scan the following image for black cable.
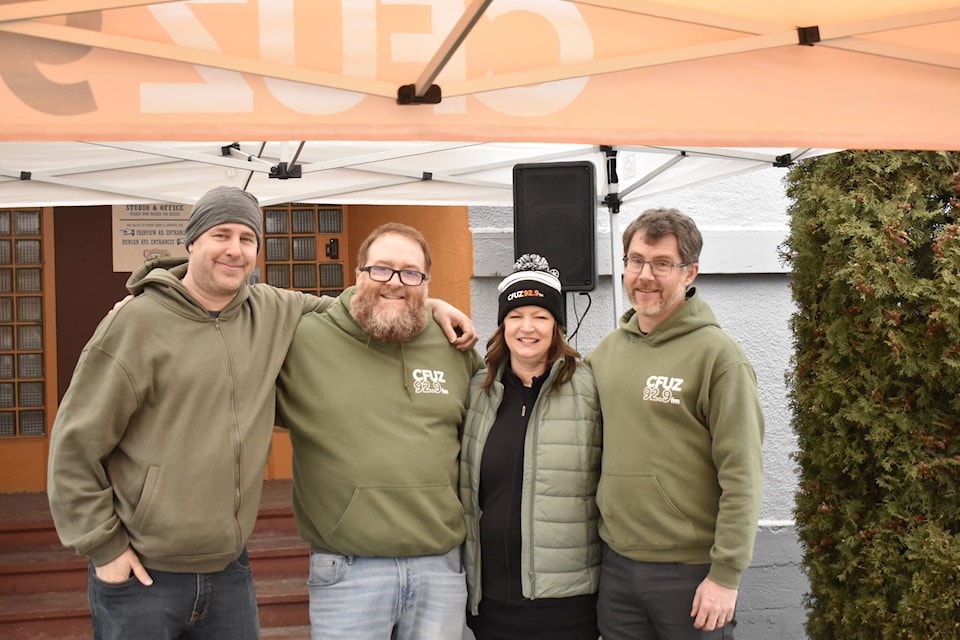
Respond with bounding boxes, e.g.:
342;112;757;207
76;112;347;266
565;292;592;342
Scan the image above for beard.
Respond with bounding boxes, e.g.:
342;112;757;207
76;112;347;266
350;282;429;343
628;277;688;320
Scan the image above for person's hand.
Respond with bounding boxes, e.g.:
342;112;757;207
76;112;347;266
690;577;737;631
428;298;479;351
112;294;135;312
95;546;153;586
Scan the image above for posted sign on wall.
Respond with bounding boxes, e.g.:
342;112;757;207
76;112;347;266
112;203;191;272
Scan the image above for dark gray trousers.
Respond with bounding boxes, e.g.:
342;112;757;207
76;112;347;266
597;545;736;640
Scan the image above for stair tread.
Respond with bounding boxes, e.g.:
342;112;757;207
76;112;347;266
0;631;92;640
0;479;295;530
6;626;311;640
0;480;307;633
260;625;311;639
0;589;89;621
0;544;82;570
5;626;311;640
248;530;309;550
0;574;306;620
0;492;54;531
0;532;306;570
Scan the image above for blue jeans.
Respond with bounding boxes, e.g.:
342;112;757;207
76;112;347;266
597;546;735;640
307;547;466;640
87;548;259;640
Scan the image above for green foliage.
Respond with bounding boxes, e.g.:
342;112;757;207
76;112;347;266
784;151;960;639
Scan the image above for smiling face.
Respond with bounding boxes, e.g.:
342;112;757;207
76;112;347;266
181;223;258;311
350;231;429;343
624;231;698;333
503;304;556;374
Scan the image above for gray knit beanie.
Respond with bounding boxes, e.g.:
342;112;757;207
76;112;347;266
183;186;263;251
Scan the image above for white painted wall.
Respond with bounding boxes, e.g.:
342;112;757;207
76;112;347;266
468;167;809;638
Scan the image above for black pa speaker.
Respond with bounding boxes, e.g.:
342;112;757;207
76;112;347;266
513;161;597;292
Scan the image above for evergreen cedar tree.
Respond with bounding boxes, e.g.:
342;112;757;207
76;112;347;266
783;150;960;639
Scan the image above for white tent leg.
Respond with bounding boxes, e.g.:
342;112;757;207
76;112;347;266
609;206;624;327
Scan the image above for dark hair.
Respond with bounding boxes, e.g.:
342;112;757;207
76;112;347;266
357;222;432;273
479;321;580;393
622;207;702;264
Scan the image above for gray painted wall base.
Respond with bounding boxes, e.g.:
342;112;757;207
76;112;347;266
737;524;809;639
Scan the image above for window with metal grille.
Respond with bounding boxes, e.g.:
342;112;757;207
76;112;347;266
0;209;46;437
262;204;346;298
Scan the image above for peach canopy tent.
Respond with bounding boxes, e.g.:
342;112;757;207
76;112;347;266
0;0;958;208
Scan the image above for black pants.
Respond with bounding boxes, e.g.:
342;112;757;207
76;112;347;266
597;546;735;640
467;593;599;640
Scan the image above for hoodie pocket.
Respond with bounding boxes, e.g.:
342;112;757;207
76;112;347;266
130;465;161;532
330;483;464;556
597;472;699;551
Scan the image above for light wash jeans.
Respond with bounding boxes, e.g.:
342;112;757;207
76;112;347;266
87;548;259;640
307;547;466;640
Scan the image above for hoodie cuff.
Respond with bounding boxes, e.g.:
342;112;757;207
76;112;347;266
707;563;742;590
88;529;133;568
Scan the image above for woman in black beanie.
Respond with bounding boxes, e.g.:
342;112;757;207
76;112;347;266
460;254;602;640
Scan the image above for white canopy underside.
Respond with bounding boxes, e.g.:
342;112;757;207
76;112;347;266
0;140;829;208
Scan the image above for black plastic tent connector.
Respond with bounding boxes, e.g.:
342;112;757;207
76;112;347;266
269;162;301;179
397;84;442;105
797;26;821;46
774;153;793;167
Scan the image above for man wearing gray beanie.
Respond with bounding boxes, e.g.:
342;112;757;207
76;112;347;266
48;185;477;640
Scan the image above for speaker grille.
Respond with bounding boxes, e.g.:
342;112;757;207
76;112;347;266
513;162;597;292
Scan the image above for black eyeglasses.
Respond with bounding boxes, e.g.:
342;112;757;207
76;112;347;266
359;265;428;286
622;256;690;276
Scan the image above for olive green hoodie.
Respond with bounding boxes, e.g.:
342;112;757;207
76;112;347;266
277;286;483;557
47;257;331;572
587;288;764;589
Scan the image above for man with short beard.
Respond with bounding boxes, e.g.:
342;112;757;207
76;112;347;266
276;222;483;640
48;191;476;640
587;208;764;640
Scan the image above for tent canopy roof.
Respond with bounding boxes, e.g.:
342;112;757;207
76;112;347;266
1;1;955;206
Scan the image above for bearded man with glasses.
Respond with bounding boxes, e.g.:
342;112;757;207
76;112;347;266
276;222;483;640
587;208;765;640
